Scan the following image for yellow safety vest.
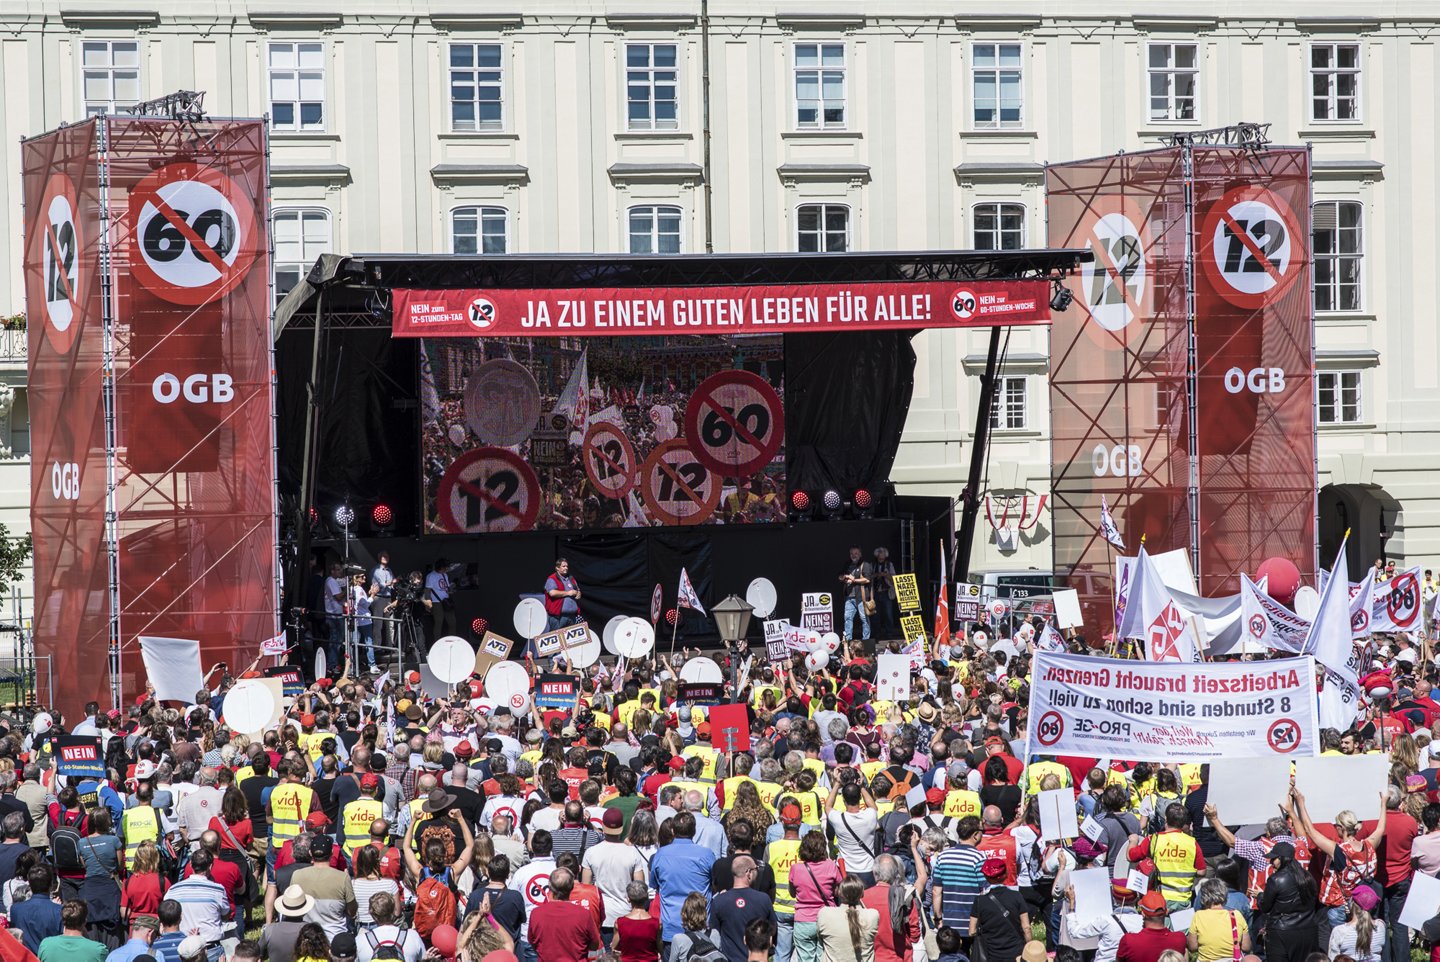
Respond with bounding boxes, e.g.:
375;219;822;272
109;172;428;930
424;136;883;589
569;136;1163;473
591;712;611;731
943;790;982;820
754;781;784;813
1151;830;1199;905
768;838;803;915
122;805;160;871
341;799;383;858
406;797;434;850
269;783;315;843
234;766;255;786
859;761;886;784
781;791;824;827
720;776;757;811
668;780;708;805
681;746;719;785
519;750;543;771
801;758;827;785
751;685;784;710
1178;764;1203;793
1025;761;1071;795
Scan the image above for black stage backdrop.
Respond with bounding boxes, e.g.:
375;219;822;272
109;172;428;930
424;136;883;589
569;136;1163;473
277;328;922;639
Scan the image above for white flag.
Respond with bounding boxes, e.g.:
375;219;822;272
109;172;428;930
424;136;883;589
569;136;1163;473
1303;538;1363;691
1348;575;1376;639
1239;574;1309;654
677;567;706;616
1118;546;1200;663
1099;495;1125;550
1370;567;1422;634
1038;623;1067;653
138;636;205;704
1318;664;1362;731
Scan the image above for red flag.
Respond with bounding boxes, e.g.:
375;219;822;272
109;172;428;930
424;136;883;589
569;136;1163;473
934;548;951;648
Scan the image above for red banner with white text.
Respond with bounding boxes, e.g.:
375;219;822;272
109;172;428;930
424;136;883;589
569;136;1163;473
392;280;1051;337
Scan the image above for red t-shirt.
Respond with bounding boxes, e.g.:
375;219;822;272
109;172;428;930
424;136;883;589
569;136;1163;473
208;817;254;852
566;883;605;932
1379;810;1421;885
559;767;588;800
641;773;671;802
1116;927;1188;962
529;899;600;962
121;872;169;917
1057;756;1099;788
615;915;661;962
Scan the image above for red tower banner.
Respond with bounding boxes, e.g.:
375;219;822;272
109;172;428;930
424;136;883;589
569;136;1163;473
23;121;110;711
1047;146;1314;631
25;117;276;715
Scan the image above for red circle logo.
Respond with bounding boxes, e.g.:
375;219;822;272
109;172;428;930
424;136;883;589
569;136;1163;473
1036;710;1065;747
1266;718;1301;753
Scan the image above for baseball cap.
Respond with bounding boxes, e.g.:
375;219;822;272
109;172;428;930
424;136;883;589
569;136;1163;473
407;670;421;684
330;934;357;960
925;787;946;805
130;915;160;931
696;722;711;738
177;936;208;962
1352;885;1380;912
305;811;332;829
779;802;803;826
1138;891;1169;918
311;834;335;858
300;713;316;727
561;726;578;739
667;757;685;771
359;773;380;791
980;858;1007;880
405;705;423;721
134;760;157;780
602;808;626;836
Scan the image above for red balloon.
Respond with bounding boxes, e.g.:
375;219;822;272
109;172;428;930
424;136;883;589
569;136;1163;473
430;925;458;959
1256;556;1302;605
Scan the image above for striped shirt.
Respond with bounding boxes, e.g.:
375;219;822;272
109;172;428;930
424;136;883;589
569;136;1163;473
165;875;230;944
931;844;987;928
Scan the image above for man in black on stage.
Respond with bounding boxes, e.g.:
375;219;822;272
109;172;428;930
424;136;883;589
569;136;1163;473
839;545;873;645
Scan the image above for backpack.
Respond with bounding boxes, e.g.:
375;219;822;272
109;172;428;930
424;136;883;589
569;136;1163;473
364;926;410;962
51;824;85;873
412;871;458;939
685;934;728;962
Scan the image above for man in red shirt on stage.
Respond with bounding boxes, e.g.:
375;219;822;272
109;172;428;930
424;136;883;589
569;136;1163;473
544;559;583;632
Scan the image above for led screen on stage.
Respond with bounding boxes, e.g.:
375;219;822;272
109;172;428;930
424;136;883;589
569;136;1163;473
420;335;786;532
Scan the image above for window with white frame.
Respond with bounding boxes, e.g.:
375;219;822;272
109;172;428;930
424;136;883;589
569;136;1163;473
1310;43;1360;121
1317;370;1362;424
989;375;1028;430
626;43;679;131
268;42;326;132
796;204;849;253
973;203;1026;251
1313;200;1363;313
81;40;140;117
451;207;508;255
794;43;846;129
972;43;1023;128
627;206;682;254
1147;43;1198;122
449;43;504;132
272;209;331;305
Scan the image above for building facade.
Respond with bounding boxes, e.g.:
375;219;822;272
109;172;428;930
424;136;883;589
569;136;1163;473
1;0;1435;596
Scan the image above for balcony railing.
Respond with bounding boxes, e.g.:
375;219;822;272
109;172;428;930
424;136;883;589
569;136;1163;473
0;330;25;361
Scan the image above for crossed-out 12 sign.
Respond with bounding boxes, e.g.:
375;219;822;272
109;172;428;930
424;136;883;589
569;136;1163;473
583;421;638;499
127;163;259;306
682;370;784;478
1075;198;1151;347
640;439;720;526
1200;185;1305;309
437;446;541;533
32;174;83;354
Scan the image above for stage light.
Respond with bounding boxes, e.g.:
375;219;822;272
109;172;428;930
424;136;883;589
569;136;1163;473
788;490;813;522
666;608;680;626
820;489;843;519
472;617;488;635
371;504;393;527
853;488;874;519
333;505;355;527
307;507;319;525
1050;283;1075;312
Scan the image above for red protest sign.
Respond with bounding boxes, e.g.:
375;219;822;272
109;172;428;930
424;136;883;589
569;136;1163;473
683;370;785;478
709;703;750;753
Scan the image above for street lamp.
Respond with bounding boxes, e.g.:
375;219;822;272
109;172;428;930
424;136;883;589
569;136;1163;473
711;594;754;697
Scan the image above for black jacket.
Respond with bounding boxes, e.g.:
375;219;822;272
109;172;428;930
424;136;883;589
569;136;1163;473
1260;863;1319;930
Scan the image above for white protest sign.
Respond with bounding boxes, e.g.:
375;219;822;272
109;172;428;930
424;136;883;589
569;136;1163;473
1400;869;1440;930
427;636;475;684
1168;908;1195;932
138;636;204;703
1125;869;1151;896
801;591;833;633
1207;757;1293;826
1069;867;1115;925
1054;589;1084;629
222;679;276;737
876;653;910;702
1036;788;1080;842
1026;651;1318;762
1294;754;1389;824
1080;815;1104;842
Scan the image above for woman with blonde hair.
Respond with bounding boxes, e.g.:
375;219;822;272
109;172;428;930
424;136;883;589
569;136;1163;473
1294;787;1385;929
1391;733;1420;775
817;875;879;962
723;781;774;834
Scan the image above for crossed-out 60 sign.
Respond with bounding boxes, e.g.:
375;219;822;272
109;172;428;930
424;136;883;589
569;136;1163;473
128;164;259;306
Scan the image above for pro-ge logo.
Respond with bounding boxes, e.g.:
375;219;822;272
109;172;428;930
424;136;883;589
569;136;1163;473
468;297;496;329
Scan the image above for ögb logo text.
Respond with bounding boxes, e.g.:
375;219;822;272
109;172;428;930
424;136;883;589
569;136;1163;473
1224;367;1286;394
151;373;234;404
1092;443;1143;478
127;163;259;306
51;462;80;501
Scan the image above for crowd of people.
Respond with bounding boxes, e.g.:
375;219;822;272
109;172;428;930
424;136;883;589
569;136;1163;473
0;616;1433;962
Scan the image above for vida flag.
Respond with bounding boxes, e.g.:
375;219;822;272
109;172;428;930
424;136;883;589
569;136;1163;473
1117;546;1200;663
1099;495;1125;550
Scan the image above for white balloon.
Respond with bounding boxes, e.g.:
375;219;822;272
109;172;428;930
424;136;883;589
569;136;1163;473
1294;585;1322;620
746;578;778;619
470;696;499;715
569;629;603;670
821;631;841;654
427;636;475;684
988;599;1008;620
992;640;1019;663
972;630;989;649
1017;623;1036;640
513;598;548;640
485;661;530;709
314;647;327;680
615;617;655;659
805;631;825;652
602;615;629;655
448;424;467;446
222;679;276;734
804;649;829;672
679;657;724;684
505;692;532;715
